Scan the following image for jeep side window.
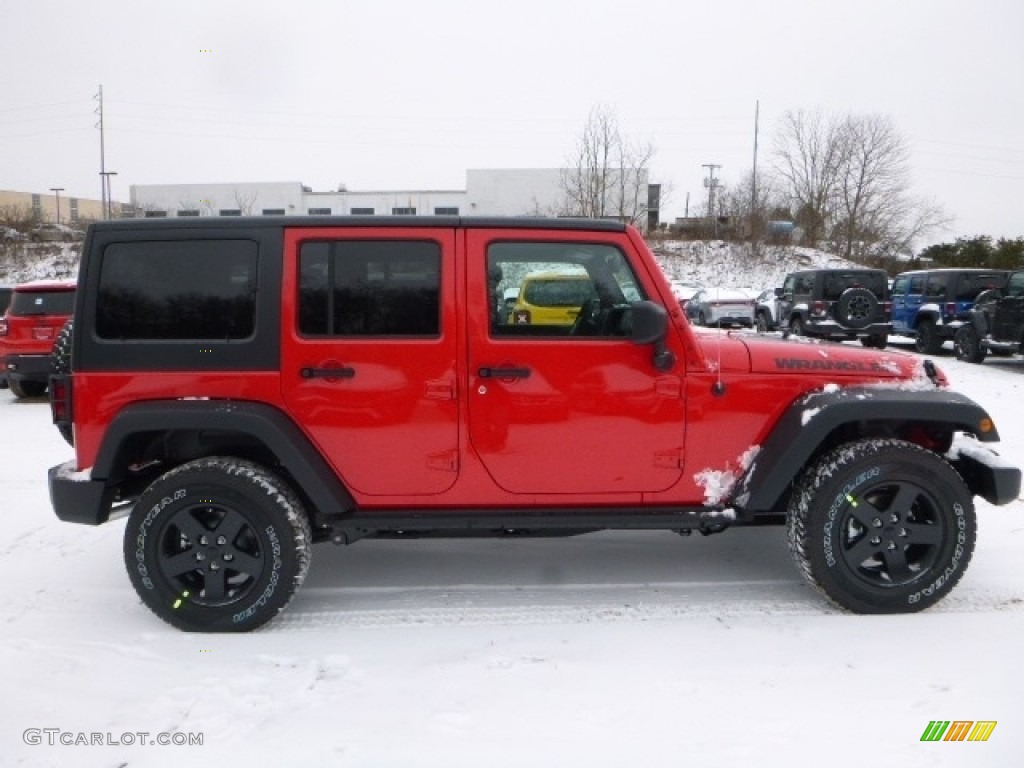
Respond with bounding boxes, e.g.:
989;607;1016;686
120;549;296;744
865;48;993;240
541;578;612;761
909;276;926;294
96;240;257;340
298;240;440;337
891;276;908;295
486;242;644;338
924;276;946;298
1007;272;1024;298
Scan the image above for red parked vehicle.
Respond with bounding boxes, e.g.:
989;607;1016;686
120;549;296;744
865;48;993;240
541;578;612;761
47;217;1019;631
0;279;76;398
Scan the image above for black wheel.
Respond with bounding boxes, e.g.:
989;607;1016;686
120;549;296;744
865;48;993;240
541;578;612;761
124;457;312;632
9;379;47;399
789;316;804;336
953;326;986;363
837;287;878;330
698;311;708;326
860;333;887;349
755;312;770;333
788;439;975;613
914;320;942;355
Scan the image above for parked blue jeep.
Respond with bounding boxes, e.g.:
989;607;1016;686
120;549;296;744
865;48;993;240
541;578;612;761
890;268;1008;354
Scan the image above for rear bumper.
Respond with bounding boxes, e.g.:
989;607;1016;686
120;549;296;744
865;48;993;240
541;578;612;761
5;353;53;383
48;461;114;525
805;321;891;339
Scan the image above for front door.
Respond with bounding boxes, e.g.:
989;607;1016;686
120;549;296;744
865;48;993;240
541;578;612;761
280;227;459;496
465;229;685;496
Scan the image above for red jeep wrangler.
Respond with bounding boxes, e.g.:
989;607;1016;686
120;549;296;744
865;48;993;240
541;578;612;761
0;279;76;398
48;217;1020;631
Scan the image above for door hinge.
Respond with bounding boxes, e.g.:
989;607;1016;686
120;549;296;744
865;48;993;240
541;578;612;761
654;449;683;468
427;450;459;472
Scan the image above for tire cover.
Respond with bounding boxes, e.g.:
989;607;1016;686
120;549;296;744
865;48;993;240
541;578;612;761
837;287;878;329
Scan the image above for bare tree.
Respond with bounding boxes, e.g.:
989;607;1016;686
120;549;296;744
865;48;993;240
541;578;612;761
774;109;948;258
233;188;258;216
560;106;654;228
720;171;791;240
773;109;847;245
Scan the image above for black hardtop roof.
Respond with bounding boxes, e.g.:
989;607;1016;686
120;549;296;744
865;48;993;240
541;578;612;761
790;267;888;276
894;267;1010;276
87;215;628;234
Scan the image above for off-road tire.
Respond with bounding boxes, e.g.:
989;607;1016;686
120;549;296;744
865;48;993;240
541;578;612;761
698;311;708;326
755;312;770;333
914;320;942;355
124;457;312;632
52;319;73;375
837;287;878;330
789;316;805;336
787;438;975;614
953;326;986;364
9;379;47;399
860;333;887;349
51;320;75;445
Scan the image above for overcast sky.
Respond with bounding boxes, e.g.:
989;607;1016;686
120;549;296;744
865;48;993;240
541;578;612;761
2;0;1021;245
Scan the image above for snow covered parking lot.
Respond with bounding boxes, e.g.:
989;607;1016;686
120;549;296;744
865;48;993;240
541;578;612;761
2;349;1022;767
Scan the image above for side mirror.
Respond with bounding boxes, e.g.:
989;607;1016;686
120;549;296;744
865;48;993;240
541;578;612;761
631;300;676;372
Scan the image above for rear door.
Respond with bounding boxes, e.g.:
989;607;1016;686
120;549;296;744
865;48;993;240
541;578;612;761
995;271;1024;342
465;228;685;496
280;227;459;496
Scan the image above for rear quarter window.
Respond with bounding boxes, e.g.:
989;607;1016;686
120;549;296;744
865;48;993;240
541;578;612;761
96;240;258;340
955;273;1008;301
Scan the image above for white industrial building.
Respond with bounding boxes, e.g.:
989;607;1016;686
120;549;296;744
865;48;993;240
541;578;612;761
129;169;660;230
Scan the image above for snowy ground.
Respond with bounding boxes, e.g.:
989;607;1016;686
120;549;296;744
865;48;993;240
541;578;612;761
1;336;1022;768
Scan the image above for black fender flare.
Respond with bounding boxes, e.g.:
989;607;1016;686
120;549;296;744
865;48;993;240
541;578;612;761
93;400;357;525
732;387;1001;513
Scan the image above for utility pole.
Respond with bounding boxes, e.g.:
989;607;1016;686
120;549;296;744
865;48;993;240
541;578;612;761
100;172;117;219
702;163;721;238
95;85;107;218
49;188;64;225
750;100;760;251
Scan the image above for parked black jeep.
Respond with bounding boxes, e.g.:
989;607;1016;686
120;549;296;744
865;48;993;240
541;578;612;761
954;270;1024;363
778;269;891;348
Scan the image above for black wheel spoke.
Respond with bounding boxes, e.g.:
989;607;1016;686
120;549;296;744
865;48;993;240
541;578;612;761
162;550;201;578
174;512;209;544
847;501;881;531
228;550;264;577
214;508;249;545
904;521;942;546
203;568;227;601
889;483;920;516
844;534;879;566
882;547;913;583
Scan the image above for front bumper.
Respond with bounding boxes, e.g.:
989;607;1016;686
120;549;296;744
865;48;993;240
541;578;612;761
948;435;1022;506
49;461;116;525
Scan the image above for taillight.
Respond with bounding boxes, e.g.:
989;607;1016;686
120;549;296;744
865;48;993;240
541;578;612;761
0;317;7;336
811;300;827;317
945;302;957;318
49;374;73;429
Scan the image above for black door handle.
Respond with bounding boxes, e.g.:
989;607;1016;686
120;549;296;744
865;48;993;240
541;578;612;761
300;366;355;379
478;366;530;379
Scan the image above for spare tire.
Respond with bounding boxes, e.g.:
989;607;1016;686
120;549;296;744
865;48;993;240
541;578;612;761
51;319;74;446
837;287;878;330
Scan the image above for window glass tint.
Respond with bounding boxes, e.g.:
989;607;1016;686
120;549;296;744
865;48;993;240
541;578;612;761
97;240;257;340
891;276;908;294
486;241;644;338
1007;272;1024;298
924;276;946;297
909;276;926;293
822;272;886;300
10;290;76;316
956;273;1008;301
298;240;440;336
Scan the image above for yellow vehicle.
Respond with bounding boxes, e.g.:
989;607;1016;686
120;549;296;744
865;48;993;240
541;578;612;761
510;269;597;326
